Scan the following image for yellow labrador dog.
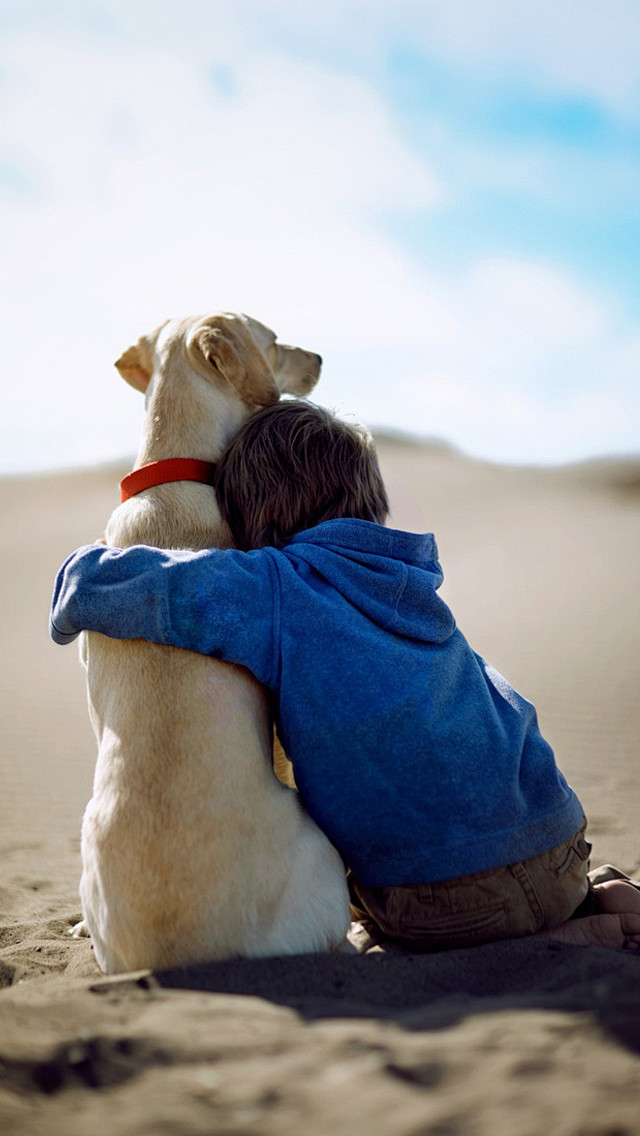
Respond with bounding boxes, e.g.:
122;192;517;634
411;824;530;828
76;312;350;973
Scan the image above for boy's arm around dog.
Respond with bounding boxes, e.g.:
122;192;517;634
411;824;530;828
49;543;279;687
49;521;585;885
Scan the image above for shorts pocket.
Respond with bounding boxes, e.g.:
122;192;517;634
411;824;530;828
549;822;592;879
396;900;510;945
386;880;513;949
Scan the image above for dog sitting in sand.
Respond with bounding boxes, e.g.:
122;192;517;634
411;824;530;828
69;312;350;973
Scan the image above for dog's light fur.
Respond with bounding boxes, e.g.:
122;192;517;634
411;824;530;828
77;312;350;973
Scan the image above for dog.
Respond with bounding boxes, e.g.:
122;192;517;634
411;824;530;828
75;312;351;973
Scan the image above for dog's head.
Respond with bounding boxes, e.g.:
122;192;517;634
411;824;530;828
114;312;322;405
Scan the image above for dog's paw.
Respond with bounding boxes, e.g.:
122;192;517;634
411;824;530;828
69;919;90;939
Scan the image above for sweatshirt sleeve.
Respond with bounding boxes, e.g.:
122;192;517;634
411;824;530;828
49;543;280;688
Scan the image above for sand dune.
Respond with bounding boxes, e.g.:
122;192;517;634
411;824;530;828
1;440;640;1135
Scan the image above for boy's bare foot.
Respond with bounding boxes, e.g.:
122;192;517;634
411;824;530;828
593;878;640;916
539;911;640;951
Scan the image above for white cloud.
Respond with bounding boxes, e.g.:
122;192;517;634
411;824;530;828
0;7;638;473
409;372;640;465
454;257;609;369
609;332;640;382
424;0;640;116
388;256;638;464
0;32;449;471
242;0;640;118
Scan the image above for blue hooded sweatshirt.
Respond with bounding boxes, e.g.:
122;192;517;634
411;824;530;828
50;519;583;886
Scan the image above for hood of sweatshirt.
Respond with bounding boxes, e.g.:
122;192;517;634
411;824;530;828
283;518;456;644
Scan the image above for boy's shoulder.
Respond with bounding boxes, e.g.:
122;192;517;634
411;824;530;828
285;519;438;565
286;517;385;545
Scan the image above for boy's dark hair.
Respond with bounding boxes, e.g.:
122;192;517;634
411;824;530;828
214;399;389;550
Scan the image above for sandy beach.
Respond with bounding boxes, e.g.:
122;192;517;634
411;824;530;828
1;437;640;1135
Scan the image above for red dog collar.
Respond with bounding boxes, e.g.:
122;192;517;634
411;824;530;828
120;458;218;502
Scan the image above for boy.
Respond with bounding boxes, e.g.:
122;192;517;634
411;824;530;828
50;400;640;951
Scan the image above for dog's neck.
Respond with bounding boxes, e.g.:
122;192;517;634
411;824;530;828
137;377;225;466
108;364;242;551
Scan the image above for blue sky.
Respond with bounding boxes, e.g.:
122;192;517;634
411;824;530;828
1;0;639;471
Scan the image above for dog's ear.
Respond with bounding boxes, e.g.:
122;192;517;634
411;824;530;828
114;338;154;392
274;345;322;398
191;319;280;407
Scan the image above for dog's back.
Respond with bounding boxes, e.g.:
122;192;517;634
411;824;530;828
79;314;350;972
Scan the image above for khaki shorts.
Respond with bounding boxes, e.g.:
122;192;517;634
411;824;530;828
350;819;592;952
